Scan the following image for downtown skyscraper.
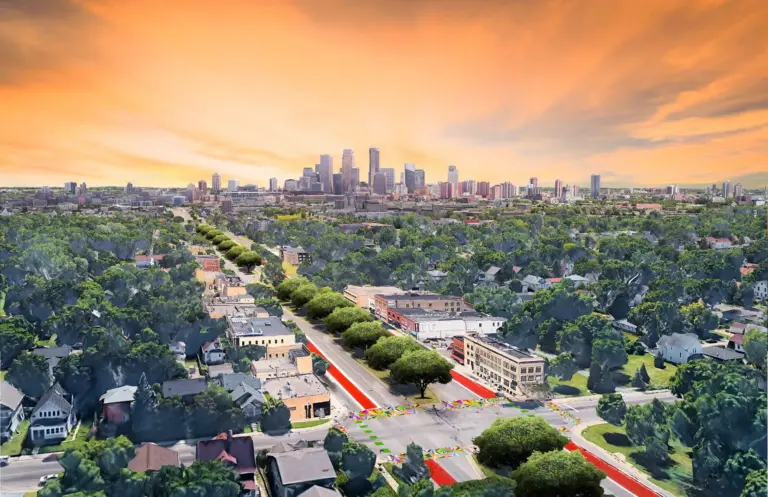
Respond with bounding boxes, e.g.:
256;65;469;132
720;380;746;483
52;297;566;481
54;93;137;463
591;174;601;198
341;149;355;193
212;172;221;193
448;165;459;197
318;154;334;193
368;148;380;186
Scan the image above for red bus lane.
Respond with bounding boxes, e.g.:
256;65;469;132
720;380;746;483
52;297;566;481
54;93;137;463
305;339;377;410
565;441;660;497
424;459;458;486
449;370;497;398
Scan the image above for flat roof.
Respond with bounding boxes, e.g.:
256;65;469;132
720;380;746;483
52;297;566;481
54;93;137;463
395;308;495;321
344;285;404;297
465;333;539;360
229;316;292;337
262;374;328;399
377;293;463;301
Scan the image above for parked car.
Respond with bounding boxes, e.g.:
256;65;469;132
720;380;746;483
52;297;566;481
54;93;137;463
39;474;58;485
0;455;9;466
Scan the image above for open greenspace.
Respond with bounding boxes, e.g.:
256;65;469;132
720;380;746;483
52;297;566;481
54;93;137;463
292;418;331;429
618;354;677;388
0;419;29;456
582;423;693;496
282;261;298;278
547;372;590;397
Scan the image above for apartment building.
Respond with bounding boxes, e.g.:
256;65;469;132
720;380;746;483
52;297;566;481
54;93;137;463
373;293;471;322
463;333;545;397
227;316;296;353
343;285;404;310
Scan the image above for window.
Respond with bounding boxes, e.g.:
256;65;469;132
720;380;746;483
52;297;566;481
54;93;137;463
281;339;284;344
535;366;541;373
527;375;534;381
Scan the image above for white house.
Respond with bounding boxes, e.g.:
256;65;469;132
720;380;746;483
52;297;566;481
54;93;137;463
0;381;25;441
564;275;589;288
202;339;226;365
29;384;76;445
707;237;732;249
656;333;703;365
521;275;550;292
612;319;638;334
170;341;186;356
754;280;768;302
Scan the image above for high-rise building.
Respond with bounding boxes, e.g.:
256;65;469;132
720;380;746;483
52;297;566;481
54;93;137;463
723;180;732;199
350;168;360;191
125;182;134;194
318;154;333;193
476;181;490;197
590;174;601;198
500;182;517;198
491;185;503;199
212;173;221;193
64;182;77;195
341;149;355;193
373;172;388;195
269;177;278;192
368;148;380;186
284;179;298;191
572;185;579;197
404;163;417;193
303;167;315;178
415;169;425;188
460;180;476;196
380;168;395;193
333;173;343;194
79;182;87;195
448;166;459;196
228;179;239;192
554;179;562;199
711;183;718;195
734;183;744;198
439;182;454;199
529;177;538;189
198;180;208;195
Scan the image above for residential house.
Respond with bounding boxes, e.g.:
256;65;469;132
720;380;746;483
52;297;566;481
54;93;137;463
475;266;501;287
215;373;262;393
162;378;208;402
755;280;768;302
128;443;181;473
29;384;76;445
612;319;638;334
656;333;703;365
702;346;744;363
706;237;732;249
207;363;235;378
730;322;747;335
280;246;311;266
135;254;165;269
564;275;589;288
202;339;226;365
32;346;73;376
262;374;330;422
231;380;266;420
0;381;25;441
267;446;336;497
425;270;447;283
197;432;257;495
99;385;137;425
170;341;186;357
521;275;550;293
727;334;745;353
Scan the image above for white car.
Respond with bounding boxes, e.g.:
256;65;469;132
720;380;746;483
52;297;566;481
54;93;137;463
39;474;58;485
0;455;9;466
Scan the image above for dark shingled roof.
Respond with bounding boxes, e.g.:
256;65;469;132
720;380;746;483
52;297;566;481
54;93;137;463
128;443;181;472
196;432;256;474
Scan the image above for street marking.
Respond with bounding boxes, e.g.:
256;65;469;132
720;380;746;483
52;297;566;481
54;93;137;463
563;403;580;412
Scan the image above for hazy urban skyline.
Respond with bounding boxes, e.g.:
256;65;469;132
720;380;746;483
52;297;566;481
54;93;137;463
1;0;767;188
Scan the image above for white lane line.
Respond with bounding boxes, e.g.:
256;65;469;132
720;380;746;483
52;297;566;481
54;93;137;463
563;404;580;412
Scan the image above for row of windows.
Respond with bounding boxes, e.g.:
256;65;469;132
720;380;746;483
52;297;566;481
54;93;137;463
38;410;63;418
36;426;66;435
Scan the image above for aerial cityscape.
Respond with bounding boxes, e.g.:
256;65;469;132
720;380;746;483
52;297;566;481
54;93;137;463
0;1;767;497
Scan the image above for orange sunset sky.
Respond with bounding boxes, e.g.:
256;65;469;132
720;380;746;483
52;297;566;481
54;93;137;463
1;0;766;188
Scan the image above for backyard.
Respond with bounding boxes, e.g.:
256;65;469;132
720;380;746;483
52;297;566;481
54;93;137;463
582;423;693;496
0;420;29;456
618;354;678;387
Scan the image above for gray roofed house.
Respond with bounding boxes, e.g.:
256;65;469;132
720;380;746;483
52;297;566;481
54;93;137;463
33;346;73;375
99;385;138;404
702;346;744;363
0;381;25;440
162;378;208;401
29;383;76;445
216;373;262;392
657;333;703;365
231;380;266;420
267;447;336;497
0;381;24;411
298;487;342;497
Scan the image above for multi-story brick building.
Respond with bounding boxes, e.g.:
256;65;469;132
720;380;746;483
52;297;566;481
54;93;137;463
373;293;471;322
463;333;545;397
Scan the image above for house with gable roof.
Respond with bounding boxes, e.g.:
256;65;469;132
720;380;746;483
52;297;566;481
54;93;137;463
29;383;76;444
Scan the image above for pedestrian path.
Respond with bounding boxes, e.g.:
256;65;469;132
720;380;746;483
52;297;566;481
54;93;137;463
441;397;503;410
546;401;581;429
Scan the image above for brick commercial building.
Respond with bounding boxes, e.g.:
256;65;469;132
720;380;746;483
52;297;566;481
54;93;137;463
373;293;471;322
195;255;221;272
463;333;545;397
343;285;405;310
262;374;331;422
279;246;311;265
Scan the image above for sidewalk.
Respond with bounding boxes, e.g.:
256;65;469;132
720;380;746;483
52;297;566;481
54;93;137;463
570;421;674;497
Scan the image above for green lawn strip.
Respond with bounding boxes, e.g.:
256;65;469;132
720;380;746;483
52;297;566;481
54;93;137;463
291;418;331;429
547;372;589;397
352;357;440;405
1;420;29;456
369;435;379;440
37;421;93;454
582;423;692;496
0;370;6;381
364;430;373;434
620;354;678;387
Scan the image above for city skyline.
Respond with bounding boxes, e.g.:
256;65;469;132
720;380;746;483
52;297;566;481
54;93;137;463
1;0;767;188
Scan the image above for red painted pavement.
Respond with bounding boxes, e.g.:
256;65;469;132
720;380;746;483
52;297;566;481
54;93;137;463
450;370;497;398
565;441;660;497
305;339;378;410
424;459;457;486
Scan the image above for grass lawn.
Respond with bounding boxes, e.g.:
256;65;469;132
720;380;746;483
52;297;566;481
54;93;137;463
292;418;331;429
0;370;6;381
277;214;301;221
582;423;693;496
622;332;639;343
282;261;298;277
547;372;590;397
38;421;92;454
353;358;440;405
1;420;29;456
24;492;38;497
619;354;678;388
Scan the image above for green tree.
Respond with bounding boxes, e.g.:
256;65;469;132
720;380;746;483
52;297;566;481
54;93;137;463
741;469;768;497
0;318;35;368
312;354;329;376
235;250;262;272
596;393;626;426
261;396;291;433
391;443;431;485
225;245;246;261
342;322;390;350
511;450;605;497
131;372;157;441
743;329;767;372
306;292;354;319
473;416;568;468
276;277;308;300
639;363;651;383
340;442;376;490
8;351;51;398
631;368;648;391
365;336;422;370
389;350;454;399
324;426;349;469
212;235;230;245
217;240;236;251
291;283;319;307
547;353;579;380
324;306;374;333
681;301;719;337
205;230;224;240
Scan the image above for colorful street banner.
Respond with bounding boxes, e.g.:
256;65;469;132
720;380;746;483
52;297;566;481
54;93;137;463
388;445;467;464
441;397;503;410
353;404;426;421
